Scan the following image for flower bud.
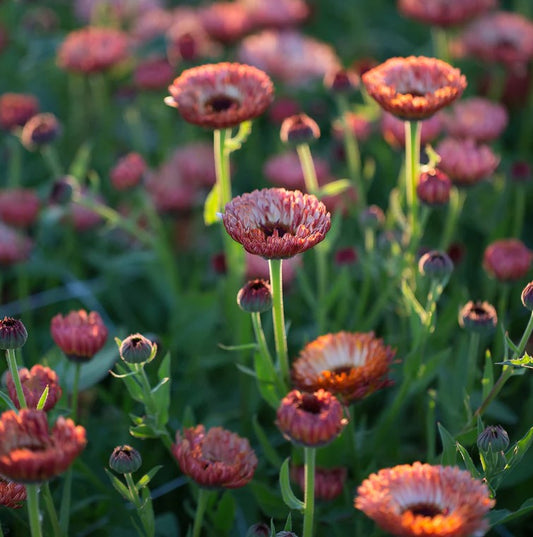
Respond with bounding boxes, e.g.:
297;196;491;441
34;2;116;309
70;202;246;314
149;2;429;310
109;445;142;474
359;205;384;230
0;317;28;350
49;176;76;205
416;169;451;206
521;281;533;311
119;333;156;365
477;425;509;453
276;532;298;537
323;68;359;94
246;523;270;537
280;114;320;145
237;279;272;313
21;113;61;150
459;301;498;335
418;250;453;280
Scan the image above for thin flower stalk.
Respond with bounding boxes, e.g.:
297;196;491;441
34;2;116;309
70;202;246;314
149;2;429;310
42;483;61;537
295;143;319;195
7;135;22;187
302;446;316;537
26;484;43;537
124;472;155;537
192;488;211;537
41;145;63;178
466;331;481;394
405;120;421;246
431;27;450;62
6;349;27;409
439;188;466;250
269;259;289;386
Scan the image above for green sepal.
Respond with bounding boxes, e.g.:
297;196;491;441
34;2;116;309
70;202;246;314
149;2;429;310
36;386;49;411
279;458;304;511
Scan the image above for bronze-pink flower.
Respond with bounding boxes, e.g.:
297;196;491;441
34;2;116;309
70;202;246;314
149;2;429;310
291;465;347;501
362;56;467;120
6;365;62;411
381;111;443;149
483;238;532;282
0;223;33;266
110;152;146;191
199;2;253;43
0;409;86;483
172;425;257;489
0;93;39;131
0;188;40;227
223;188;331;259
0;477;26;509
436;137;499;186
165;62;274;129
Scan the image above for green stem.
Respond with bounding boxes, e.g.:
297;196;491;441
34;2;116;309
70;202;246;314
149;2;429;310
302;447;316;537
0;520;4;537
213;129;232;209
269;259;289;386
191;488;210;537
315;247;328;333
439;188;466;251
7;134;22;187
466;332;481;393
27;484;43;537
404;120;421;247
6;348;27;409
296;143;319;195
41;146;64;179
125;473;141;508
42;482;62;537
431;27;450;62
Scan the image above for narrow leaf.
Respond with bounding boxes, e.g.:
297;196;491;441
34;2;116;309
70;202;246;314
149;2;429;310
36;386;49;411
318;179;350;198
253;415;283;468
438;423;457;466
0;391;17;411
253;352;281;409
137;465;163;490
481;351;494;400
203;183;221;226
279;458;304;511
456;443;482;478
505;426;533;468
105;469;134;502
489;498;533;526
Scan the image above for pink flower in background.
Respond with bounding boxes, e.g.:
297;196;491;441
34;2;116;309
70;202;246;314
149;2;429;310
0;223;33;266
0;188;40;227
0;93;39;131
381;111;443;148
242;0;310;29
134;57;174;91
483;238;532;282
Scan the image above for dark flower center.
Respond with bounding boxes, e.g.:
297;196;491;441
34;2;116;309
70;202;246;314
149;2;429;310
204;94;240;113
299;393;322;414
332;366;353;376
405;503;445;517
402;89;426;97
260;223;291;238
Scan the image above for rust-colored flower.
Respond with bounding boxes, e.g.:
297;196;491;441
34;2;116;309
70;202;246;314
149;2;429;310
21;113;61;150
483;238;532;282
223;188;331;259
6;365;62;411
398;0;496;28
134;57;174;91
242;0;309;29
0;93;39;131
444;97;508;142
457;12;533;67
50;310;108;363
362;56;467;120
264;151;331;190
0;409;86;483
276;389;348;447
199;2;253;43
110;152;146;191
0;223;33;266
172;425;257;489
381;111;443;149
165;62;274;129
238;30;340;88
0;477;26;509
291;332;395;403
417;169;451;206
436;137;499;186
355;462;494;537
0;188;40;227
291;464;347;501
57;26;129;74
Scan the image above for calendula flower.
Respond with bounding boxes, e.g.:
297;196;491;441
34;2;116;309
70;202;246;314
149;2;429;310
291;332;395;403
223;188;331;259
50;310;108;363
0;188;40;228
416;169;451;206
172;425;257;489
459;301;498;335
362;56;466;120
276;389;348;447
57;26;129;74
0;409;86;483
6;364;62;411
0;223;33;266
483;238;532;282
355;462;494;537
291;464;347;501
0;317;28;350
0;93;39;131
398;0;496;28
0;477;26;509
165;62;274;129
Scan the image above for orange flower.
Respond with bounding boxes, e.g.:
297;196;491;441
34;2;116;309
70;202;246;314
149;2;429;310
165;62;273;129
50;310;108;362
362;56;466;120
223;188;331;259
483;239;532;282
355;462;494;537
291;332;395;403
0;409;86;483
6;364;62;411
0;477;26;509
276;389;348;447
172;425;257;489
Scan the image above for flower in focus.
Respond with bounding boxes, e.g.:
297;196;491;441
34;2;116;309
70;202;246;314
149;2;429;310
276;389;348;447
50;309;108;362
0;223;33;266
57;27;129;74
223;188;331;259
264;151;331;190
459;301;498;335
355;462;494;537
417;168;451;206
398;0;496;28
291;464;347;500
134;57;174;91
6;365;62;411
0;409;86;483
199;2;253;43
242;0;309;29
436;137;499;186
444;97;508;142
238;30;340;88
0;317;28;350
20;113;61;150
362;56;467;120
483;238;532;282
0;477;26;509
109;445;142;474
380;111;443;149
0;188;40;227
110;152;146;191
0;93;39;131
291;332;395;403
456;12;533;67
165;62;274;129
172;425;257;489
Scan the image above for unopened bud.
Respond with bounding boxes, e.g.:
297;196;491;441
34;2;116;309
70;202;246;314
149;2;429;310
0;317;28;350
280;114;320;145
119;333;156;364
109;445;142;474
237;279;272;313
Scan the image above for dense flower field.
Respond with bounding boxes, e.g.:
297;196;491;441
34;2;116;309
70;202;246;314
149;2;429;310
1;0;533;536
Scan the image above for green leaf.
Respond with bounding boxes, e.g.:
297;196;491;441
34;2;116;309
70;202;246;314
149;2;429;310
211;491;236;532
136;465;163;490
68;142;92;180
105;469;134;503
455;443;481;478
203;183;221;226
153;353;171;428
253;351;281;409
235;363;258;378
218;342;258;352
182;406;195;428
481;351;494;400
489;498;533;526
225;120;252;151
283;512;292;531
504;333;521;355
279;458;304;511
0;391;17;411
496;353;533;369
438;423;457;466
505;426;533;468
36;386;49;411
113;362;145;403
318;179;351;198
249;481;289;519
253;415;283;468
130;422;158;439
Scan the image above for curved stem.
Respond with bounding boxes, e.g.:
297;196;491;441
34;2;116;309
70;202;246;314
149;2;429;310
192;488;210;537
404;120;421;247
296;143;319;195
269;259;289;386
27;484;43;537
6;348;27;409
302;447;316;537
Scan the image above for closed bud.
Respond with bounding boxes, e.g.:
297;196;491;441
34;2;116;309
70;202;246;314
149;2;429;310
0;317;28;350
237;279;272;313
459;301;498;335
418;250;453;281
49;176;76;205
477;425;509;453
521;281;533;311
280;114;320;145
417;169;451;206
324;68;359;94
109;445;142;474
21;113;61;150
119;333;156;364
246;523;270;537
359;205;385;230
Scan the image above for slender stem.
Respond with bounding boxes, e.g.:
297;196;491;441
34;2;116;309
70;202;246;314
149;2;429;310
125;473;141;508
466;332;481;393
431;27;450;62
71;363;81;423
213;129;231;209
7;134;22;187
439;187;466;251
6;348;27;409
41;146;64;179
0;520;4;537
404;120;421;246
27;484;43;537
296;143;319;195
192;488;210;537
269;259;289;386
302;447;316;537
42;482;62;537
